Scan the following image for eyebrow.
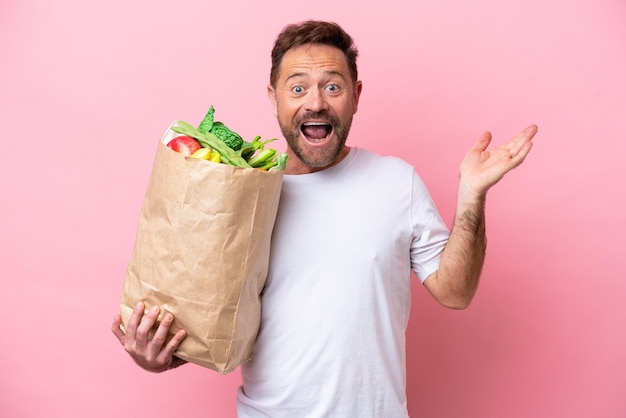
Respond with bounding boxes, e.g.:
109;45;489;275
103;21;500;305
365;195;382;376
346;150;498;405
284;70;348;84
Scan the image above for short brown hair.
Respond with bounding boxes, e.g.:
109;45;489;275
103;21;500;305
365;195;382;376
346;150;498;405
270;20;359;88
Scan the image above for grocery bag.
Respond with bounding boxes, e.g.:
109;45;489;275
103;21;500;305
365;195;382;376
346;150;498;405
119;122;283;374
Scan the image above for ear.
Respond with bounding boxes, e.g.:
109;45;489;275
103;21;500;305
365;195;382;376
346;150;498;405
267;84;278;118
352;81;363;115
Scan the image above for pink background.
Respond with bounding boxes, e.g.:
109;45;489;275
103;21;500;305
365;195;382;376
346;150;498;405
1;0;624;417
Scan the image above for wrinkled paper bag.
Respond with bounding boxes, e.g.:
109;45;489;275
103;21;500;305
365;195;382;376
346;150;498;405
120;123;283;374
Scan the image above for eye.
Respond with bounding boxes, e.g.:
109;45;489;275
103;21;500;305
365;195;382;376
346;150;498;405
326;84;339;93
292;86;304;94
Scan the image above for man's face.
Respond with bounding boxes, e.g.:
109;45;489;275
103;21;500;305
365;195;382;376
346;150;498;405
268;43;362;174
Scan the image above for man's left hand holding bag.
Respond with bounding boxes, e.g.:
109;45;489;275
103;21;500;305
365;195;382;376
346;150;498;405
112;301;188;372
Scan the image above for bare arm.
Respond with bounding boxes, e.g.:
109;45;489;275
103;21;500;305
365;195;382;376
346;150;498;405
424;125;537;309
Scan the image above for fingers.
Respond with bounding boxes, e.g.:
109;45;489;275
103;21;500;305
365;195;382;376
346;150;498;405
472;131;492;153
149;311;175;360
514;140;533;165
508;124;538;154
148;312;187;365
506;125;537;168
523;124;539;137
111;314;126;345
157;328;187;365
123;301;146;347
135;304;160;352
460;124;537;196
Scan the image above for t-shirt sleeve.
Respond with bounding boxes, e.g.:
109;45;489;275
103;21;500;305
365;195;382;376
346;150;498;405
410;171;450;282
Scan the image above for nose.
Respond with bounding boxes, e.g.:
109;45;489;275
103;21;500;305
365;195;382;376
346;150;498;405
304;87;328;113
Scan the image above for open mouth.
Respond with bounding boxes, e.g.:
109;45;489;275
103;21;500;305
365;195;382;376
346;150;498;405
301;122;333;144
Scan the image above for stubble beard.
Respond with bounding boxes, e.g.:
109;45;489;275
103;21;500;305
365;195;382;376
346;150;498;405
278;109;354;169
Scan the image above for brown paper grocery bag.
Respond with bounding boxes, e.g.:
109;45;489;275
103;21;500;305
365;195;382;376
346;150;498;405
120;130;283;374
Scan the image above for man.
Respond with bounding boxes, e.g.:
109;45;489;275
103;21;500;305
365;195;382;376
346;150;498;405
112;20;536;417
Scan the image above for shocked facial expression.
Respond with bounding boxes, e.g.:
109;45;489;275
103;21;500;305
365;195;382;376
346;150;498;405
268;44;362;174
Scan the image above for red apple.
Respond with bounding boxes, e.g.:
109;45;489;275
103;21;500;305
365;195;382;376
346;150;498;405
167;135;202;156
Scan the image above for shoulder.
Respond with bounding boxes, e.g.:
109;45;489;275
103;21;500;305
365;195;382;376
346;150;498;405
352;147;412;167
351;148;433;197
351;147;417;177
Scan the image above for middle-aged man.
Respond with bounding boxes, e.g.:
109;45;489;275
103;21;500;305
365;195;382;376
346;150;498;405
113;20;537;417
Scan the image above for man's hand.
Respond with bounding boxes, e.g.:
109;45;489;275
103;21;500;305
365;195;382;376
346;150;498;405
112;301;187;373
459;124;537;202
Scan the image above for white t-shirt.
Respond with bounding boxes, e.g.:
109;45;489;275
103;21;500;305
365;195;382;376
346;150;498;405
236;147;450;417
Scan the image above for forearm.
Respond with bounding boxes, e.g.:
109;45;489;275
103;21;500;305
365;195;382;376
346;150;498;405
425;192;487;309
